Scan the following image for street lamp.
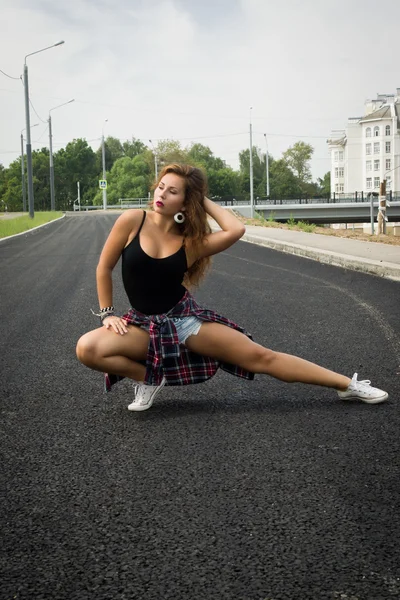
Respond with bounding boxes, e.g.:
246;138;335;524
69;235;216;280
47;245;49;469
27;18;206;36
149;139;158;180
101;119;108;210
263;133;270;198
23;40;65;218
49;99;74;210
21;124;38;212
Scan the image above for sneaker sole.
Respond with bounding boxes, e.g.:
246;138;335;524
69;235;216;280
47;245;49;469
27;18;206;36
339;392;388;404
127;379;166;412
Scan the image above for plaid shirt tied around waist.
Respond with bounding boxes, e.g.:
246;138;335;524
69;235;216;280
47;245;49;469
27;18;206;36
104;290;254;391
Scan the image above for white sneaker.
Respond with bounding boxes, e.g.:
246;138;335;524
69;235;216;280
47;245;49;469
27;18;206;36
337;373;388;404
127;377;166;411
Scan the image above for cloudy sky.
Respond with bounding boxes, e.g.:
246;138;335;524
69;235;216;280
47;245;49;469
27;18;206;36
1;0;399;179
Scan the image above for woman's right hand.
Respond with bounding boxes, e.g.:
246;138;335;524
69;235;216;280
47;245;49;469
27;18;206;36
102;315;128;335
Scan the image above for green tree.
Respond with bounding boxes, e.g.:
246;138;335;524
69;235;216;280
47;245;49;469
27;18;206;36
0;159;23;211
208;167;241;197
269;159;302;198
317;171;331;196
186;143;224;171
155;140;188;169
282;141;313;186
122;138;147;159
92;154;152;205
55;139;97;210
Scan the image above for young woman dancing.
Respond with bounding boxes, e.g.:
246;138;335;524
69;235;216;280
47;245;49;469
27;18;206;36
76;164;388;411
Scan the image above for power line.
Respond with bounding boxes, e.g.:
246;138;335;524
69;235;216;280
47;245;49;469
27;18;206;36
0;68;20;81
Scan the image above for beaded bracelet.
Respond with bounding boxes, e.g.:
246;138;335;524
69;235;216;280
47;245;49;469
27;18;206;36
100;306;114;313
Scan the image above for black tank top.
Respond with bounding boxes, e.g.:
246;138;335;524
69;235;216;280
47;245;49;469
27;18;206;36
121;211;187;314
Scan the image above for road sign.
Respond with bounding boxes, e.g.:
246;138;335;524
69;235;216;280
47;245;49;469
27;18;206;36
99;180;107;190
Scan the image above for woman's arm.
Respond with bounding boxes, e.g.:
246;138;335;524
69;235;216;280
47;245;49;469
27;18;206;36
96;210;141;312
194;197;246;260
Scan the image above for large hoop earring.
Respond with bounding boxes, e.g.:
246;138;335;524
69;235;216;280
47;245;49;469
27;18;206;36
174;212;185;224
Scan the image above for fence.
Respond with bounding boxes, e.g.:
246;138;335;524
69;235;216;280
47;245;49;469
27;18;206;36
213;191;400;206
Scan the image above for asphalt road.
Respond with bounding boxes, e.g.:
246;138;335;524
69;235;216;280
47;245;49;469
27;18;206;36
1;213;400;600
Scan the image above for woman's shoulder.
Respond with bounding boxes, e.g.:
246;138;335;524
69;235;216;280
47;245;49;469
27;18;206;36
115;208;146;226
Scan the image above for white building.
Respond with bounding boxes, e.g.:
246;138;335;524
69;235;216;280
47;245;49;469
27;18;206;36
328;89;400;197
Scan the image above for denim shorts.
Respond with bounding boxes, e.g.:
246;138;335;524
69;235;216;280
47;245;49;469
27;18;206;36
170;316;203;345
140;316;203;345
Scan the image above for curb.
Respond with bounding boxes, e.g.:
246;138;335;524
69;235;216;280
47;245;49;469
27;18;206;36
241;232;400;282
0;214;66;243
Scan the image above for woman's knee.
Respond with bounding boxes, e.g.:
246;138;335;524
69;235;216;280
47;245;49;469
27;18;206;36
249;345;277;370
76;333;99;366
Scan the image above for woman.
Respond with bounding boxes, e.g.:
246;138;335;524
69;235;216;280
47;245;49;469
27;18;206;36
76;164;388;411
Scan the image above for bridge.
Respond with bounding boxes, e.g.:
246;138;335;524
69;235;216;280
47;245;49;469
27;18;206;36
215;195;400;224
73;194;400;225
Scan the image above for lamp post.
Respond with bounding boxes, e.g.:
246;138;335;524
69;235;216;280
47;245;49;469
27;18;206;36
24;41;65;218
263;133;270;198
48;99;74;210
149;139;158;179
101;119;108;210
21;124;38;212
249;107;254;218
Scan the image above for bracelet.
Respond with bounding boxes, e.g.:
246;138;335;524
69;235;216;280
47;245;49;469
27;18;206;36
100;311;115;322
100;306;114;313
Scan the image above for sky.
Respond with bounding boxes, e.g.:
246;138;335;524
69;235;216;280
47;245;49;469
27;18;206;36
1;0;399;180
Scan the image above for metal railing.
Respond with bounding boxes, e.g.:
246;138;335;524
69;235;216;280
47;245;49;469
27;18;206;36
212;191;400;206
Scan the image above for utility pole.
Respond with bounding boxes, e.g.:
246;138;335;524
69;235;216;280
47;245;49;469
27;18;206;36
264;133;270;198
23;63;34;218
102;119;108;211
48;100;74;211
23;41;65;218
20;132;26;212
149;139;158;179
49;114;55;211
249;107;254;219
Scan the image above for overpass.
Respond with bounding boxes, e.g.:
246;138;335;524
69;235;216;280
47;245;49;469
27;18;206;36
215;196;400;224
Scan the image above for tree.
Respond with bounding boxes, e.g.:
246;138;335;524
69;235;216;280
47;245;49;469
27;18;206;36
268;159;302;198
122;138;147;159
282;141;313;186
55;139;97;210
186;143;224;171
92;154;152;205
155;140;187;168
317;171;331;196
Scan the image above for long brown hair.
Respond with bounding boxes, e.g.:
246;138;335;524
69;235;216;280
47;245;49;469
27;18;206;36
150;163;212;287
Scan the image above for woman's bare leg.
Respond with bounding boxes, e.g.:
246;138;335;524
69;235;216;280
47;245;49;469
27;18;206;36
76;325;149;382
184;322;351;390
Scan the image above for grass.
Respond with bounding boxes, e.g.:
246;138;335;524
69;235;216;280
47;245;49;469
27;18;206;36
0;212;63;239
238;212;400;246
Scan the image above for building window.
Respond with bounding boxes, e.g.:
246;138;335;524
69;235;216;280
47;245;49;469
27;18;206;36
387;177;391;190
334;167;338;178
366;127;371;137
386;159;391;171
374;160;380;171
339;183;344;193
366;178;372;189
373;126;380;137
374;142;380;154
338;151;344;161
386;141;391;153
366;160;372;172
374;177;380;188
338;167;344;178
366;143;372;155
385;125;391;136
334;151;338;161
335;183;339;193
